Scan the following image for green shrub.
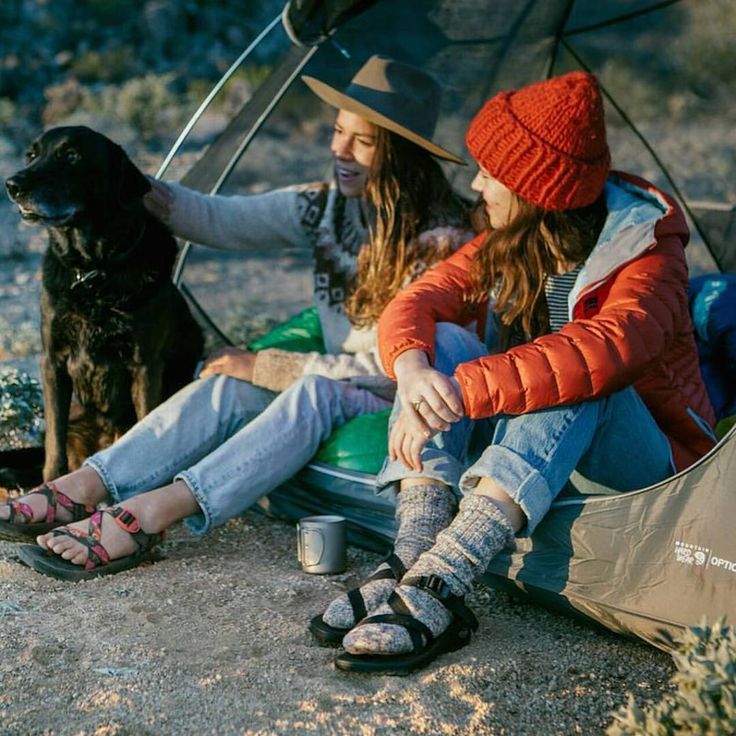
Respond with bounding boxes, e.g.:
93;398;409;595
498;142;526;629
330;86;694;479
70;46;139;83
42;78;84;125
0;367;44;451
0;97;16;126
607;618;736;735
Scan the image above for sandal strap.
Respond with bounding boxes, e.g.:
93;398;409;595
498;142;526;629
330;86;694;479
6;499;34;524
381;552;407;581
44;481;97;523
5;482;95;526
48;507;163;572
361;610;435;653
345;553;407;623
403;574;479;632
49;511;111;570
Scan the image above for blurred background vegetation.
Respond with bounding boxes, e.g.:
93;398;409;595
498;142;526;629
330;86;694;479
0;0;734;154
0;0;286;150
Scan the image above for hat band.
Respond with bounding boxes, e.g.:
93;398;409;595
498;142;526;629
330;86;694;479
342;82;438;140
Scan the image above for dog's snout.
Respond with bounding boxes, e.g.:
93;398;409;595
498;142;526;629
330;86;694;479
5;176;23;200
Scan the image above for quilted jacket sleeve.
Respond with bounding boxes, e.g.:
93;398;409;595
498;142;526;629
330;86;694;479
378;233;487;378
456;234;690;419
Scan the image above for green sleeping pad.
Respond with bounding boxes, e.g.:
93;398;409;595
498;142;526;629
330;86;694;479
249;307;389;475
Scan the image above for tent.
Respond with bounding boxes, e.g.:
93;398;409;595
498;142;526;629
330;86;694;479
165;0;735;650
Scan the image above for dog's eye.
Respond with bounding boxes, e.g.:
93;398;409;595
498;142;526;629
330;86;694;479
56;148;80;164
25;149;38;163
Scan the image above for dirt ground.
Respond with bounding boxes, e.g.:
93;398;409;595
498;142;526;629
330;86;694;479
0;507;676;736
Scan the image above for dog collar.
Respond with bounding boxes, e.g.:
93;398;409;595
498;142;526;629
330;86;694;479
71;269;103;289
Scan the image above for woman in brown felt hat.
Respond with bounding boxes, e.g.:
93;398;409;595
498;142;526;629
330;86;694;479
2;56;474;583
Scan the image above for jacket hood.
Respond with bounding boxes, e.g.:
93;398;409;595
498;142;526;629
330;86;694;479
569;172;689;312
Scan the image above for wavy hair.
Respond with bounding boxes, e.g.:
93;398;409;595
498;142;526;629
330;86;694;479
345;128;469;327
468;193;607;345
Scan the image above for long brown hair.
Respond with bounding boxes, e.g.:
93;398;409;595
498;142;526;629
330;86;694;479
345;128;469;327
469;193;607;344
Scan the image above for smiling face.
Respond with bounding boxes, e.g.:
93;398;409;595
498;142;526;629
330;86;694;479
470;166;519;229
330;109;378;198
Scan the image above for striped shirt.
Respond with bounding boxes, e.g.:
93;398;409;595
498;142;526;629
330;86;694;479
544;263;583;332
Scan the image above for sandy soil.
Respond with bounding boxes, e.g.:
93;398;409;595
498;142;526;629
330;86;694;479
0;510;675;736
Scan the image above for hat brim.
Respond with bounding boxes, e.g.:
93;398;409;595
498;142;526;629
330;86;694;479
302;75;466;165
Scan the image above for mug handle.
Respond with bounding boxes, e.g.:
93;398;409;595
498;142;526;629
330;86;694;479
296;523;303;564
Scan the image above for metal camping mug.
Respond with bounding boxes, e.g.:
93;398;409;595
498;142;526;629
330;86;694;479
296;515;347;574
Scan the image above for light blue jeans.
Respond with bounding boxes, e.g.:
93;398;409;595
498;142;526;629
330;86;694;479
378;323;675;535
86;374;390;534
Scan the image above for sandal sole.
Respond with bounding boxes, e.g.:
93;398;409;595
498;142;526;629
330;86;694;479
16;543;160;582
0;521;58;542
334;622;473;676
309;614;349;647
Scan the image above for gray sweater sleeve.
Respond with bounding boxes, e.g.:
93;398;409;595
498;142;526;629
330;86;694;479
161;181;313;251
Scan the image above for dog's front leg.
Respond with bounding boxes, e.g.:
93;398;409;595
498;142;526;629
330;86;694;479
130;364;163;421
41;354;73;480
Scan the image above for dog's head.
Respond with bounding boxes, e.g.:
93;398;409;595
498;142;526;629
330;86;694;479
5;126;150;230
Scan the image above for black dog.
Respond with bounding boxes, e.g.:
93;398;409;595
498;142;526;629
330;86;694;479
5;126;204;480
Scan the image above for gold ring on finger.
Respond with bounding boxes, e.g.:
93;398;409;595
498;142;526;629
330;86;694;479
411;399;424;412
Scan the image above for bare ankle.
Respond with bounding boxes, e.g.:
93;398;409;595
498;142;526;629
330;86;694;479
53;466;108;506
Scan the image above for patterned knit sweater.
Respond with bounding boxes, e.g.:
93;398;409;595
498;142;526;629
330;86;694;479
162;181;470;395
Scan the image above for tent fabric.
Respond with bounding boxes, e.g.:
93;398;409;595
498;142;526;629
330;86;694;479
260;427;736;651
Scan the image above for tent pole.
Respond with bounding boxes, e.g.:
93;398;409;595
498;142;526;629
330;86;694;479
172;44;319;289
155;13;282;180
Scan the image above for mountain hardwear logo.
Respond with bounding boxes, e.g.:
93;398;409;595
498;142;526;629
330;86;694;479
675;540;709;566
675;540;736;573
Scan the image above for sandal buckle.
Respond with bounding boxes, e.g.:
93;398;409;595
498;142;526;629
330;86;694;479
113;509;141;534
409;574;453;600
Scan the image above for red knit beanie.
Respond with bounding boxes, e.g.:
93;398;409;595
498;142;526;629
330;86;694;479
465;71;610;211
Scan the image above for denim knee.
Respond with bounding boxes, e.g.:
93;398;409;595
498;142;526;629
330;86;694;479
434;322;487;374
377;324;486;496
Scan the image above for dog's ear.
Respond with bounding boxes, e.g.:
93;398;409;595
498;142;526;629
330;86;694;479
112;143;151;208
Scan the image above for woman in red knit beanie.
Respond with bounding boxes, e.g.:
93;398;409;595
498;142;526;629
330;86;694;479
318;71;715;674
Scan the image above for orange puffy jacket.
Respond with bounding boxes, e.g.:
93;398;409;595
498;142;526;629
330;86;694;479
378;173;716;472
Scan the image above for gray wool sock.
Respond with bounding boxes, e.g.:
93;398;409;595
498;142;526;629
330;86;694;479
343;493;515;655
321;484;456;629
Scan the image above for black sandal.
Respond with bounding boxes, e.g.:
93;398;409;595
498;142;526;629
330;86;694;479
334;574;478;676
309;553;407;646
16;507;164;582
0;481;96;541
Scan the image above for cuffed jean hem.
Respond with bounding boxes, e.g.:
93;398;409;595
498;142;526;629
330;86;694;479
174;470;213;536
84;457;122;504
460;444;554;536
377;450;467;501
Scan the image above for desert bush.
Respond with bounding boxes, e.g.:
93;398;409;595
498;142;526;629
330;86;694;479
0;97;16;126
70;45;140;84
0;367;44;451
607;618;736;735
42;78;85;126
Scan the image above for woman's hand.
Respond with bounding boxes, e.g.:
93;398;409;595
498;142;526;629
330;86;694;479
389;349;465;471
142;177;173;223
198;347;257;382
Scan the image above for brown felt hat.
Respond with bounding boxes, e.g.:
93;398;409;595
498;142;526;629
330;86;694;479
302;55;465;165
